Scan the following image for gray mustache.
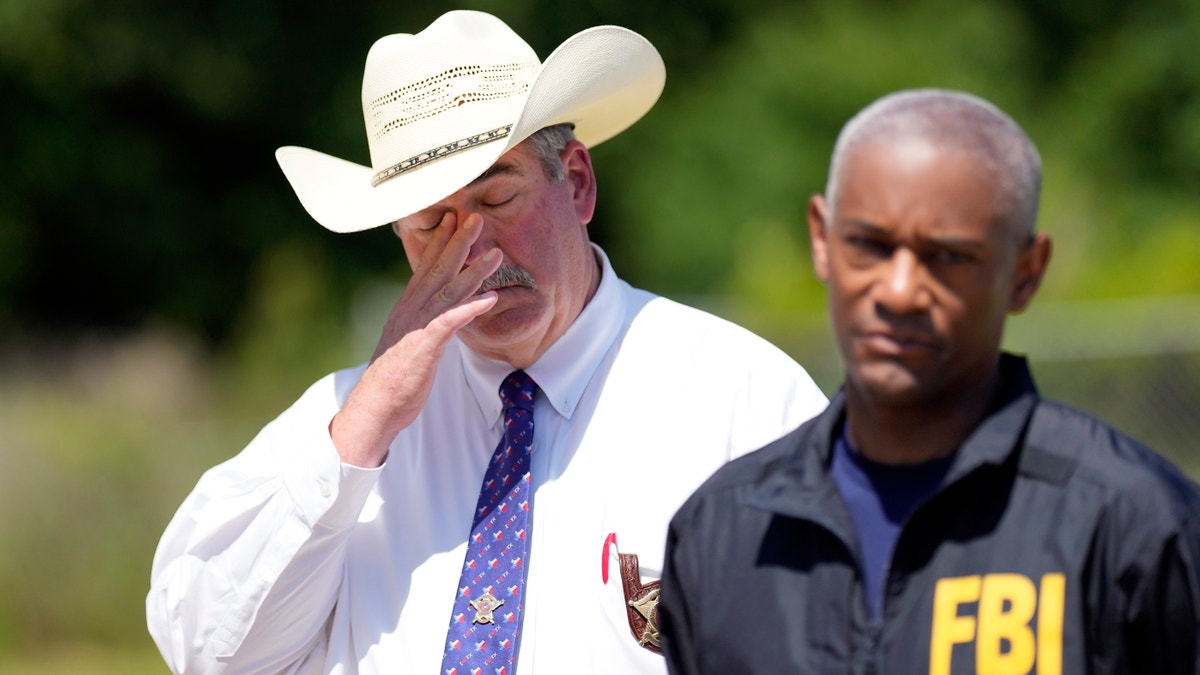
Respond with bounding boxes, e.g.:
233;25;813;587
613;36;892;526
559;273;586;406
477;264;536;293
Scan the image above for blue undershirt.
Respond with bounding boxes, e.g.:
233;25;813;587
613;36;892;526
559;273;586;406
830;424;955;621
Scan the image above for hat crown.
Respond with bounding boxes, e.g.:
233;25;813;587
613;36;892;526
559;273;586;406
361;11;540;175
274;10;664;233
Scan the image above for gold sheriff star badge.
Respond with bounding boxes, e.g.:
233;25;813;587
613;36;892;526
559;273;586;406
628;588;661;649
470;591;505;624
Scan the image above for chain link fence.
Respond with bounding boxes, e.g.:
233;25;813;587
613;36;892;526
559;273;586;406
1028;352;1200;476
1005;295;1200;477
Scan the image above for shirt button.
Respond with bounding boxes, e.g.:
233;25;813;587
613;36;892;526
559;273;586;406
318;481;332;498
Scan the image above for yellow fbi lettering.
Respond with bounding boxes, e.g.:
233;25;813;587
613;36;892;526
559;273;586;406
929;573;1065;675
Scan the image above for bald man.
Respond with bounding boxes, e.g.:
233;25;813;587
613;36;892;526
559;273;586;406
659;89;1200;674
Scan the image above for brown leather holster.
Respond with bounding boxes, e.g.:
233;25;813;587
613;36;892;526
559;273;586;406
619;552;662;654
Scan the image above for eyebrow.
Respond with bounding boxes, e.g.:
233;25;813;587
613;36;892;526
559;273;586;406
841;218;989;251
469;160;521;186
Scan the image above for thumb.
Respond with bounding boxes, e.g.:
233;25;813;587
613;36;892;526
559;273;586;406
426;290;499;339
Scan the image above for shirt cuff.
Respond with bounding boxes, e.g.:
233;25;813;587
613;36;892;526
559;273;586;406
276;370;384;531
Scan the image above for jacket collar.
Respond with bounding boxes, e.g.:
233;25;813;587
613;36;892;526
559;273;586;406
744;353;1042;522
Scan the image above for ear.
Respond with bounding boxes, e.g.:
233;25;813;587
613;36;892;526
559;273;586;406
808;195;832;283
561;140;597;225
1008;232;1052;313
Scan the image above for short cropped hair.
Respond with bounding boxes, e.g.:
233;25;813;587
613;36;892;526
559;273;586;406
826;89;1042;234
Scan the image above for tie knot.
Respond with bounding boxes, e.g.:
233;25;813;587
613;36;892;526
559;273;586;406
499;370;537;413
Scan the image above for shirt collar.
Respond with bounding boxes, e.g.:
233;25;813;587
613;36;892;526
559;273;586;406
459;244;625;428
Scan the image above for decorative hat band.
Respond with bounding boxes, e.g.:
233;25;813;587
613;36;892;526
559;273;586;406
371;125;513;187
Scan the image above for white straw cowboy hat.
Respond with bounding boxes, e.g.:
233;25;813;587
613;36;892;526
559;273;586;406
275;10;665;233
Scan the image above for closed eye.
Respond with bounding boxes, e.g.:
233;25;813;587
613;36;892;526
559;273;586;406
483;195;515;208
479;185;518;209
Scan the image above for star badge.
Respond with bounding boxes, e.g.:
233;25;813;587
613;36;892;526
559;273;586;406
628;588;661;649
470;591;505;624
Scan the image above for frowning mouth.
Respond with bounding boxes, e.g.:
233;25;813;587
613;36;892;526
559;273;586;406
859;329;939;356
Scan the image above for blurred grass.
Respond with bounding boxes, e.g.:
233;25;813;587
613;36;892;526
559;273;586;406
0;643;166;674
0;245;357;668
0;329;250;664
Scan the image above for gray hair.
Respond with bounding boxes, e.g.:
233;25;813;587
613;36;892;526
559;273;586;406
523;123;577;182
826;89;1042;235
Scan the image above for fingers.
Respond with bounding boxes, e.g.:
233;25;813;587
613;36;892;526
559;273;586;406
344;211;508;462
433;290;500;335
413;211;464;282
411;212;500;314
371;211;503;361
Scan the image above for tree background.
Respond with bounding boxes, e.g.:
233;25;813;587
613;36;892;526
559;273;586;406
2;0;1198;670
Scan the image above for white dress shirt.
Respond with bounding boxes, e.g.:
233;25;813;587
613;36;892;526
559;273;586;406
147;247;828;674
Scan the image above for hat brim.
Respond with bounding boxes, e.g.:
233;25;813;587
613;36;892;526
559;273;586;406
276;25;665;233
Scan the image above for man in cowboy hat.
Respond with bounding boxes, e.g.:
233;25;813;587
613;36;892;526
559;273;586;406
659;89;1200;674
146;10;827;674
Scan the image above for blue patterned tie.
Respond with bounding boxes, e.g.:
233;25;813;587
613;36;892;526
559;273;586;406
440;370;537;675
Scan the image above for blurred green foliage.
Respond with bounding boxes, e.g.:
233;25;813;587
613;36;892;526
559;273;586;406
4;0;1200;339
2;0;1199;670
